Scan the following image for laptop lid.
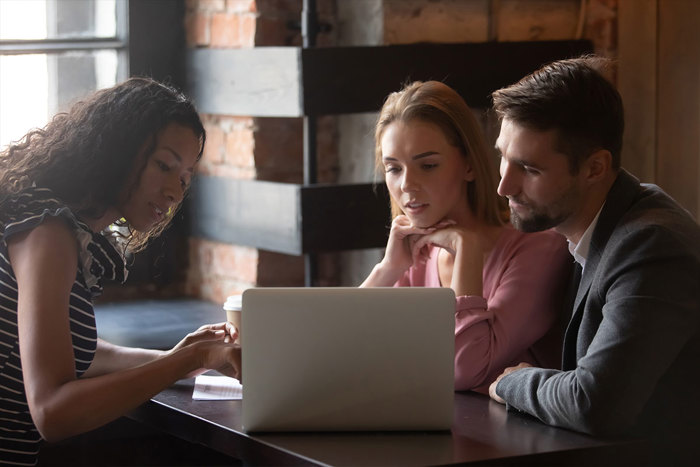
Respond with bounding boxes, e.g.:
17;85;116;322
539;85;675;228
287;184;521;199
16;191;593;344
241;287;455;432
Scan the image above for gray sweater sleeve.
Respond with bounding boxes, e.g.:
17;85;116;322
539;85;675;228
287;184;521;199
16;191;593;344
496;221;700;436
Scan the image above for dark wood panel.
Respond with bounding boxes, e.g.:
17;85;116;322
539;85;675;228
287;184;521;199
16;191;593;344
129;0;186;88
657;0;700;218
300;183;390;252
301;40;593;114
188;176;390;255
618;0;657;184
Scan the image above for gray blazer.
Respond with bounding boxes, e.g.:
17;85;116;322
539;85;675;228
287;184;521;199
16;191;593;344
496;169;700;463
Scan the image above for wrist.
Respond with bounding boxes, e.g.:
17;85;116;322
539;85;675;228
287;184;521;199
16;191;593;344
451;233;465;255
365;261;403;287
165;343;201;377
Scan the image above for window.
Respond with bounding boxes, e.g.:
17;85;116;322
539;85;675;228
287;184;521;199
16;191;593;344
0;0;128;150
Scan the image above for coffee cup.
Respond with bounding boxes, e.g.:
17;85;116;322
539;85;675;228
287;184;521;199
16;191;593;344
223;294;242;340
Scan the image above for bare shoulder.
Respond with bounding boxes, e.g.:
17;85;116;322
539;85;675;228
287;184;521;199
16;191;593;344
7;217;78;278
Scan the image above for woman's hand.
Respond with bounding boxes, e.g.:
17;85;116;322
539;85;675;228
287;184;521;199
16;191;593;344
170;322;241;380
171;322;237;351
383;216;458;271
362;216;455;287
382;215;428;272
410;223;485;297
409;223;482;262
410;223;460;262
190;339;242;380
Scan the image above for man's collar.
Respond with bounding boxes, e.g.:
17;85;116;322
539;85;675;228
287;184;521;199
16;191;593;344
567;205;604;269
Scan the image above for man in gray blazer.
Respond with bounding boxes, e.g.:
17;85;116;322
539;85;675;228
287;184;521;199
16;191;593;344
489;55;700;466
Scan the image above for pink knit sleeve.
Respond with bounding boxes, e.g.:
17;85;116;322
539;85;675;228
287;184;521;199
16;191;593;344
453;230;571;391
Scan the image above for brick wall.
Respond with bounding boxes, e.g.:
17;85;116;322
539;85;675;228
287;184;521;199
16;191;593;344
382;0;616;55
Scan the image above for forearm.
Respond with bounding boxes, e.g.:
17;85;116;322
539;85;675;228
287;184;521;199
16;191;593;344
360;261;405;287
495;366;618;435
83;338;165;377
453;309;493;390
32;345;198;442
450;236;483;297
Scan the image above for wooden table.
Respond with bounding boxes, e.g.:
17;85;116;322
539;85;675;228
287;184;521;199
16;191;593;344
128;379;648;466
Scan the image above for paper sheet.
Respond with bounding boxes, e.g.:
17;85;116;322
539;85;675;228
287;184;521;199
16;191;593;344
192;374;243;400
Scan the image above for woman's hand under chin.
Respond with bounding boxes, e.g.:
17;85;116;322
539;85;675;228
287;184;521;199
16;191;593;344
361;215;454;287
409;219;463;261
379;215;435;273
410;220;487;296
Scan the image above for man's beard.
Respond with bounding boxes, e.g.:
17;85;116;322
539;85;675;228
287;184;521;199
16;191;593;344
508;185;579;233
509;207;569;232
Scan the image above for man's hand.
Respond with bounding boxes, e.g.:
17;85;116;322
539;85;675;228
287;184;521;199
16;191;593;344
489;362;533;404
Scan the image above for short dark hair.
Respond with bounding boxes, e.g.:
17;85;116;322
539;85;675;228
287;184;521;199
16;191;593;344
491;55;624;173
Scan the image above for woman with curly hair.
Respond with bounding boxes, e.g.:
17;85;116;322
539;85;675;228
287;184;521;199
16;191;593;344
0;77;240;466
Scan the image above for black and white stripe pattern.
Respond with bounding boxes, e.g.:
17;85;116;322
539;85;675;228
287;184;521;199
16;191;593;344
0;188;125;466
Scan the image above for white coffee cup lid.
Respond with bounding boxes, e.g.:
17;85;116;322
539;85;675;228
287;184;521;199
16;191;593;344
224;294;242;311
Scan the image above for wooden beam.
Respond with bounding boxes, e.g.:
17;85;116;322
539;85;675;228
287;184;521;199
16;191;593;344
188;177;301;254
186;47;303;117
186;40;593;117
188;177;390;255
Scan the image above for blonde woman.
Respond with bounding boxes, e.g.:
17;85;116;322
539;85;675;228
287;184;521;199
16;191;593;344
361;81;571;393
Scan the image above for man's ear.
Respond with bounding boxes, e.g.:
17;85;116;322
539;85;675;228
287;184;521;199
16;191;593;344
583;149;612;184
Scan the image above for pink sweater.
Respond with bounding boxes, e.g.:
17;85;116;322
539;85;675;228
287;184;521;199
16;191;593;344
395;227;572;393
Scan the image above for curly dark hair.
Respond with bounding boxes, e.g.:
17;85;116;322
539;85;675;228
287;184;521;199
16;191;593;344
491;55;623;174
0;77;205;251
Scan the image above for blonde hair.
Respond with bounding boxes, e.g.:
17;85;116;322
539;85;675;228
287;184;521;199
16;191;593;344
375;81;506;225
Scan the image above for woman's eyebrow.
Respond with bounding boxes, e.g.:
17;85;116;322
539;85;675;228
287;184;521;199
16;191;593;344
162;146;182;162
412;151;438;160
382;151;439;162
162;146;195;173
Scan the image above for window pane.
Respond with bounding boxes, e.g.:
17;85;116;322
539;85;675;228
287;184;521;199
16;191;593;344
0;0;119;40
0;50;118;150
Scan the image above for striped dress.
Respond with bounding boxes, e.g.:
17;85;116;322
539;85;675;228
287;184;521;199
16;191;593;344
0;187;125;466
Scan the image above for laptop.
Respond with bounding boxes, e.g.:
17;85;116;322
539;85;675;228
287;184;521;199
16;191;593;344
240;287;455;432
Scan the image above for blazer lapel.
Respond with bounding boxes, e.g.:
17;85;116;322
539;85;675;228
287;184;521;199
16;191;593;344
561;170;643;370
562;265;590;370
